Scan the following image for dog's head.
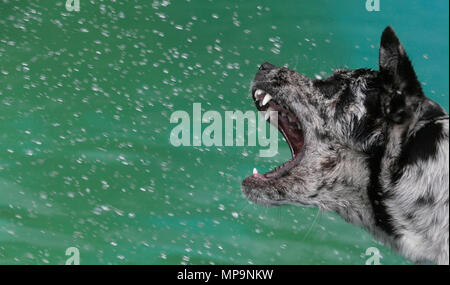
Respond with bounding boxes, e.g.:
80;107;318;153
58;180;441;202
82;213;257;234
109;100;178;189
242;27;445;208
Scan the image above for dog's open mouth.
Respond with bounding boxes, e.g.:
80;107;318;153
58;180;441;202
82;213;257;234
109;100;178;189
249;88;305;180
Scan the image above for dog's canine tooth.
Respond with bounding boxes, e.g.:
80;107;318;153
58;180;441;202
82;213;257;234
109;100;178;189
264;110;271;120
253;168;258;175
262;94;272;106
255;89;264;98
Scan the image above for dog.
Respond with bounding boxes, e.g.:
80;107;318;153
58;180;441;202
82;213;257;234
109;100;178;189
242;27;449;265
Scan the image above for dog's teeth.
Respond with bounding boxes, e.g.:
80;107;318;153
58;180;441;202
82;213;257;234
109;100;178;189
264;111;271;120
255;89;264;98
253;168;258;174
262;94;272;106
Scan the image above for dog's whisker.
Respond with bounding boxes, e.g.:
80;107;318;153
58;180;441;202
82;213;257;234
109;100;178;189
302;208;321;241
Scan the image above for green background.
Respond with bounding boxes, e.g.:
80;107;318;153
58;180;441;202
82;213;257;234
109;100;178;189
0;0;448;264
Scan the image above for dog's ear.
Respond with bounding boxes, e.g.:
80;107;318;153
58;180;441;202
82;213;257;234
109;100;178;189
379;26;423;123
379;26;420;92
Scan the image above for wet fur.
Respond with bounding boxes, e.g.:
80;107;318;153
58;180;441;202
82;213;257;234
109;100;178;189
242;27;449;264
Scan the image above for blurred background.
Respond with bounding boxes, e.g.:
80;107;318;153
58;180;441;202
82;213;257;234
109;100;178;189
0;0;448;264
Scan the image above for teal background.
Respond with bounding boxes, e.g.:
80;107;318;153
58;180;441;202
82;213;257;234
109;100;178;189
0;0;448;264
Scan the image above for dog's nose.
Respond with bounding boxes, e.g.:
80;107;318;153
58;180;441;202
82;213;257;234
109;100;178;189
259;62;276;71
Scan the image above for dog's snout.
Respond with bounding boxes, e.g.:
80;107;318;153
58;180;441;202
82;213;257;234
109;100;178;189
259;62;276;71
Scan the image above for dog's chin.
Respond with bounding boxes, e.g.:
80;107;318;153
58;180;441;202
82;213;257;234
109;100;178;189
242;179;315;207
241;87;306;203
241;181;288;207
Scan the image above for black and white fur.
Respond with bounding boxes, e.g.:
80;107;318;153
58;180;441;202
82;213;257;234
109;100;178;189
242;27;449;264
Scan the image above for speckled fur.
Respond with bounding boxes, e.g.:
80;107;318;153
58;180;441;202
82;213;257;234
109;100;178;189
242;27;449;264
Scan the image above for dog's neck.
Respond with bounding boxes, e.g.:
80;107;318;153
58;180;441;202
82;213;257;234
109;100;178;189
321;146;397;247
